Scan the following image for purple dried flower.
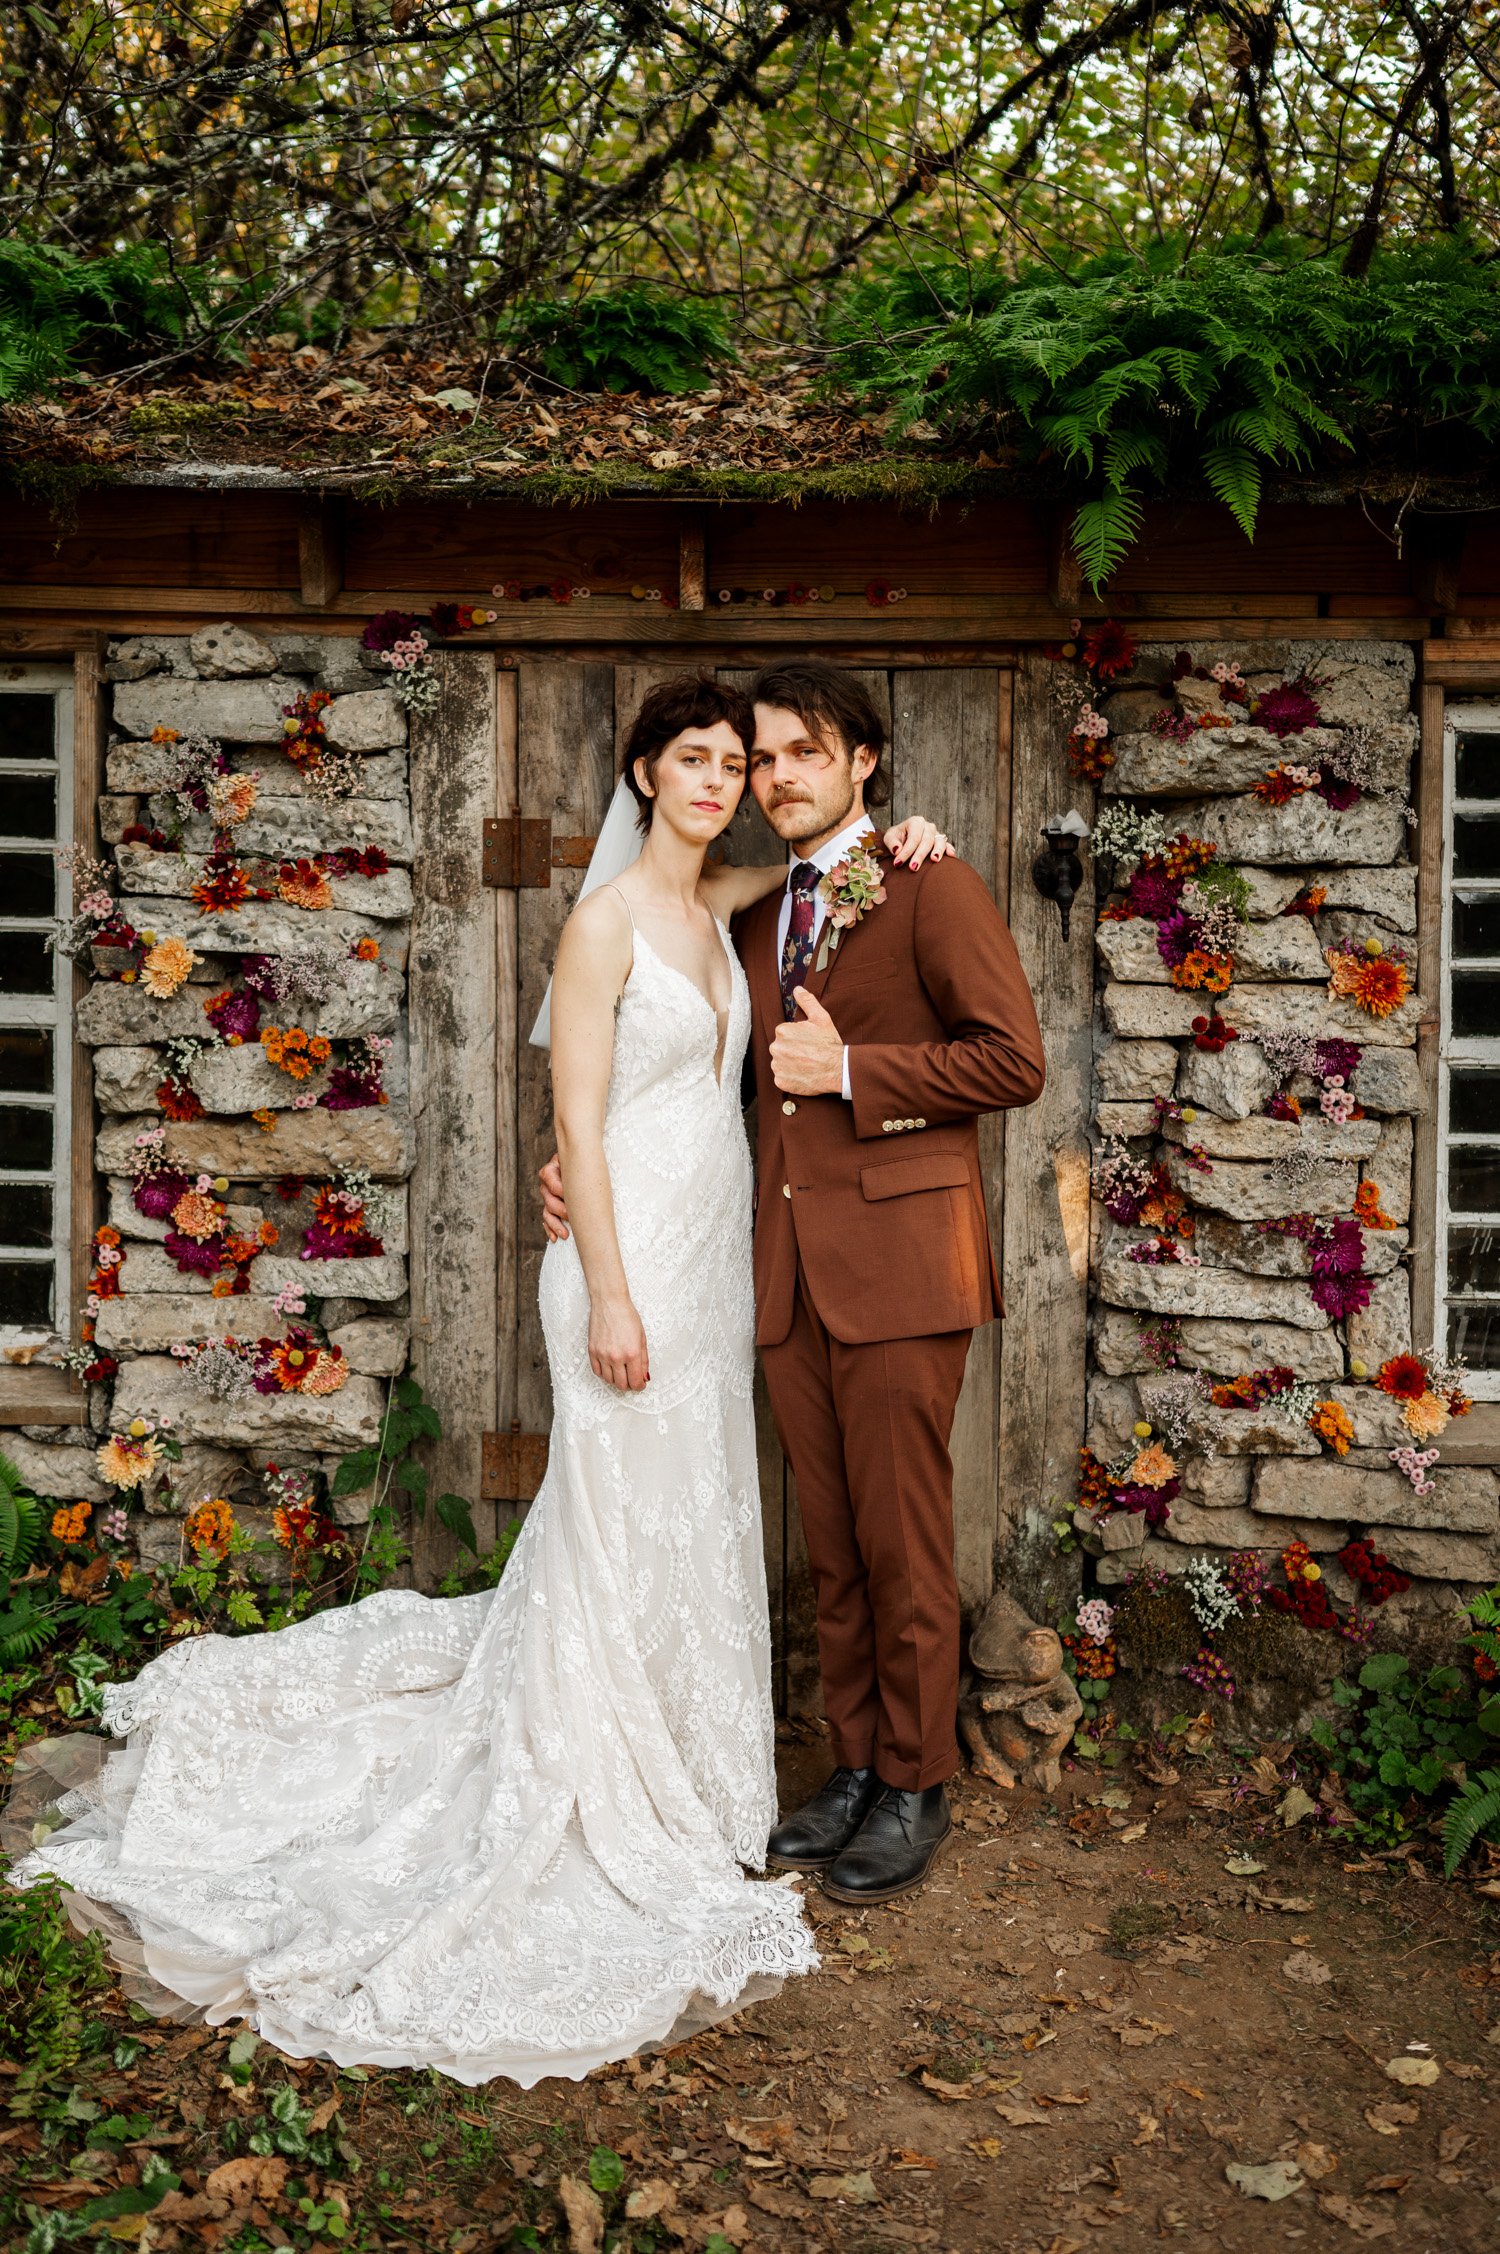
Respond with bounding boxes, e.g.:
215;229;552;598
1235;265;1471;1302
1253;681;1322;739
1154;909;1197;969
206;988;262;1043
1313;1037;1362;1085
1314;771;1361;810
1126;865;1184;921
163;1229;225;1277
320;1066;383;1112
133;1168;193;1220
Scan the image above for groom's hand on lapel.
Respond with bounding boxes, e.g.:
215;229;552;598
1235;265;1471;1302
771;990;845;1096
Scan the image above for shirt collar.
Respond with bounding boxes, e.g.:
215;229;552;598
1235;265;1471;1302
786;810;875;886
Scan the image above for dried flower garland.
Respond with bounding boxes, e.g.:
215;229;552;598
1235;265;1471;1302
279;688;362;802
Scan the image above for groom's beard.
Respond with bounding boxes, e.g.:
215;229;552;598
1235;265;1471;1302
765;774;857;848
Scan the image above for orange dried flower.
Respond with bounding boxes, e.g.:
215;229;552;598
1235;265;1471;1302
302;1348;349;1396
1127;1442;1177;1488
354;936;381;960
278;860;333;911
1352;1180;1398;1231
50;1501;92;1543
1308;1400;1354;1457
251;1107;278;1132
1375;1354;1427;1401
170;1188;222;1242
261;1026;331;1080
185;1498;236;1560
1402;1391;1449;1440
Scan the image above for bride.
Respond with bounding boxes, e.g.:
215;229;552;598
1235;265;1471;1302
11;673;951;2087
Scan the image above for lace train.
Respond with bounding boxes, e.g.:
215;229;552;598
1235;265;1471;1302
12;919;817;2084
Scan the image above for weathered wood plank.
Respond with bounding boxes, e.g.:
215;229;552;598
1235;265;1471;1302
491;667;520;1548
997;651;1094;1599
408;650;500;1583
69;645;105;1370
298;498;344;608
892;669;1004;1614
514;664;616;1448
1410;679;1445;1355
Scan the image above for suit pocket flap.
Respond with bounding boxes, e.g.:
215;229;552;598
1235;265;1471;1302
860;1153;970;1201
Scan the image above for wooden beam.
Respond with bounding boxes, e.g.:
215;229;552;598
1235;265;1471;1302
1047;512;1086;615
1407;516;1466;614
1409;679;1446;1357
297;498;344;608
677;513;707;611
1421;639;1500;688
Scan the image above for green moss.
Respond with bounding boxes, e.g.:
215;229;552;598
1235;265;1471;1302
126;398;232;433
1113;1577;1198;1675
5;455;121;526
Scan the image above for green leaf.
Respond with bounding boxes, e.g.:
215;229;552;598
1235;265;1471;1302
588;2144;625;2194
436;1492;479;1555
1359;1652;1410;1695
332;1448;379;1498
1479;1696;1500;1736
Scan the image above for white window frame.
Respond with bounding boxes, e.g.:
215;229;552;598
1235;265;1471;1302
1437;700;1500;1401
0;666;75;1351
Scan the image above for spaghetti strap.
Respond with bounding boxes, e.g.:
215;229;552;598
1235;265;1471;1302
601;881;637;932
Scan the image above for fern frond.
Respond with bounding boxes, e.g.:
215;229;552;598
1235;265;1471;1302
1202;442;1264;540
1071;490;1143;593
1442;1768;1500;1875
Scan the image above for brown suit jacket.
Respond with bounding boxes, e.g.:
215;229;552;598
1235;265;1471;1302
735;852;1046;1349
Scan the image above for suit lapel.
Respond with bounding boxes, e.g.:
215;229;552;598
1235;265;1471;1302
738;889;784;1046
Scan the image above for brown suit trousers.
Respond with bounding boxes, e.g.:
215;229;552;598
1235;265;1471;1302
735;853;1045;1790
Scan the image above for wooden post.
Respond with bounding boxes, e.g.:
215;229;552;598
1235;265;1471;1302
997;651;1094;1586
408;651;500;1582
1408;518;1465;616
69;642;105;1378
678;513;707;611
1410;676;1446;1354
297;497;343;609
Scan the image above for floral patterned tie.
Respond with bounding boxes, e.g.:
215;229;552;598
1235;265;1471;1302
779;861;821;1019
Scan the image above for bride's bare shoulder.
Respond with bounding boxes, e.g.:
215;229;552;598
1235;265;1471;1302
555;885;634;987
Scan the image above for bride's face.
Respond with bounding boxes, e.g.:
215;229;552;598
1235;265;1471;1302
635;722;748;845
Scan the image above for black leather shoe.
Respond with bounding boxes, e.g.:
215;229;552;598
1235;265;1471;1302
821;1784;951;1903
765;1766;881;1871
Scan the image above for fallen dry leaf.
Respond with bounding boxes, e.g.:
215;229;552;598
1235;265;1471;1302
1362;2173;1409;2195
969;2135;1004;2159
305;2094;341;2133
919;2069;988;2101
1038;2089;1091;2107
1115;2018;1174;2048
993;2100;1052;2127
746;2182;803;2219
806;2169;879;2204
1281;1951;1332;1986
558;2174;604;2254
1383;2056;1440;2087
726;2116;793;2152
1295;2141;1338;2180
1131;2114;1161;2145
1226;2158;1305;2202
1225;1854;1265;1876
889;2149;941;2170
1317;2192;1397;2236
624;2180;679;2222
1278;1785;1317;1827
1363;2103;1418;2136
1436;2126;1473;2163
1117;1822;1148;1843
203;2156;289;2208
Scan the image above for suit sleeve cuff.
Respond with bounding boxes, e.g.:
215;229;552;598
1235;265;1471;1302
841;1046;852;1102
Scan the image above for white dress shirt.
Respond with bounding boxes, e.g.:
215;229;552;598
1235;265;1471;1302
774;811;872;1103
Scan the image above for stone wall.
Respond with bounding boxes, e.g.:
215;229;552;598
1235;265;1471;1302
1079;638;1498;1631
12;624;414;1563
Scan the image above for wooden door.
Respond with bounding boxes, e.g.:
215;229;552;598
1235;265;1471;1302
408;656;1014;1712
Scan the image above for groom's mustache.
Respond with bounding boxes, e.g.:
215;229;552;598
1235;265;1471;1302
765;787;814;810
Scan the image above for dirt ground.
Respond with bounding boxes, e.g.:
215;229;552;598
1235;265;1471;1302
6;1719;1500;2254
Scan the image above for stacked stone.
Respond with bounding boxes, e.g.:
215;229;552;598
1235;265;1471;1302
1083;638;1498;1621
12;624;414;1563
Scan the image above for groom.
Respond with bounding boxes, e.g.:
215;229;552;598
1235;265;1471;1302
545;661;1044;1902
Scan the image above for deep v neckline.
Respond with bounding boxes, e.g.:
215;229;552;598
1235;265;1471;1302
631;920;736;1089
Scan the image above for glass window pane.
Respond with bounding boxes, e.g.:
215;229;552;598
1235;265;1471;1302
0;1258;52;1327
0;695;55;763
1456;732;1500;801
0;1104;51;1171
0;773;57;840
0;851;54;918
0;1029;51;1093
1449;1301;1500;1369
1453;892;1500;958
0;1182;51;1249
1449;1069;1500;1133
1454;813;1500;879
1450;1144;1500;1211
1452;969;1500;1039
0;931;53;996
1448;1226;1500;1296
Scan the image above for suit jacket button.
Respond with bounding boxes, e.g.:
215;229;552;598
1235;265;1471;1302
882;1120;893;1132
916;1117;926;1128
782;1098;796;1115
782;1182;791;1198
905;1117;915;1129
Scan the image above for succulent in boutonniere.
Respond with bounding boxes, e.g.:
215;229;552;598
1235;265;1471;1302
814;832;886;969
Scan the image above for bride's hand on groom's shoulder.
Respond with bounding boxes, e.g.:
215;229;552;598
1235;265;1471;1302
589;1296;650;1392
538;1152;570;1241
883;815;956;868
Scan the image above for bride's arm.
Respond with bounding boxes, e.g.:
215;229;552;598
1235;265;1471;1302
548;890;650;1392
699;815;956;917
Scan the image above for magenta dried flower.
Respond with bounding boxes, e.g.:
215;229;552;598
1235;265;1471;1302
163;1229;225;1277
1154;909;1197;970
1126;865;1184;921
133;1168;193;1220
1253;681;1322;739
1314;771;1361;810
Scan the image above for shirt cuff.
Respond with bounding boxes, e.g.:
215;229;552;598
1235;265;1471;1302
841;1046;852;1103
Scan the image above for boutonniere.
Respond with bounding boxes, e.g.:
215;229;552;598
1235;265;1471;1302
814;832;886;970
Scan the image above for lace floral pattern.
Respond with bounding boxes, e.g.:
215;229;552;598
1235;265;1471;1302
16;920;817;2085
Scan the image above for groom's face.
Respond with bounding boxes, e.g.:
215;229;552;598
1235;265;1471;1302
749;702;876;851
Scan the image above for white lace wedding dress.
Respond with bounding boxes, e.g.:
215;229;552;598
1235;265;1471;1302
13;915;816;2085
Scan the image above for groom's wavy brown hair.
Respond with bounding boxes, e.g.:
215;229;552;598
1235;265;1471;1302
622;673;756;833
748;660;891;810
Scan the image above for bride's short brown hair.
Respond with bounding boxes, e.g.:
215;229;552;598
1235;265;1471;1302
623;674;756;832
